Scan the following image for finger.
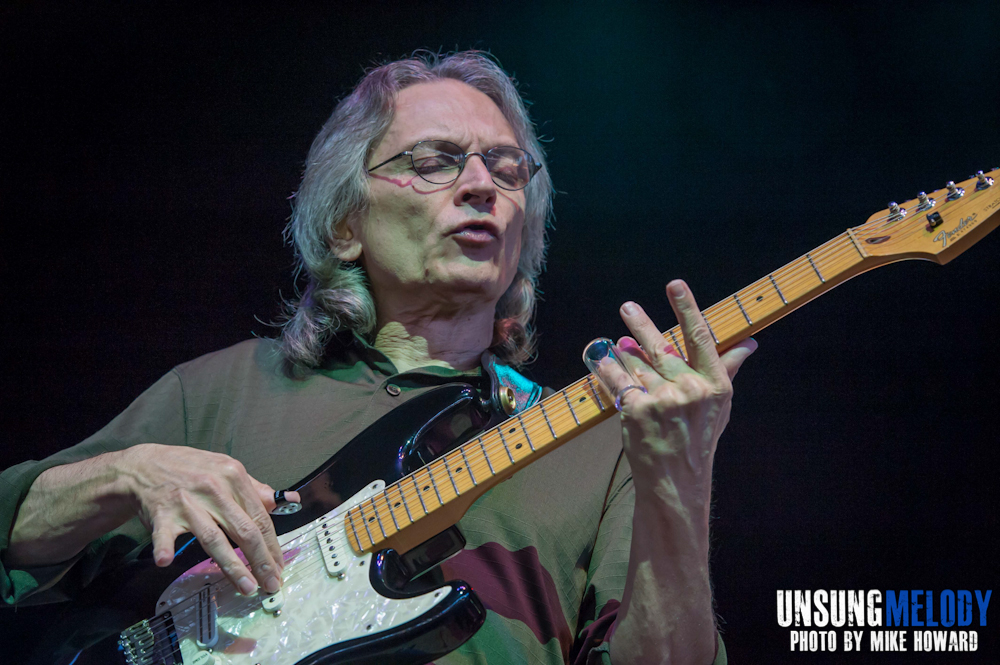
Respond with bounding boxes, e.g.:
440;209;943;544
666;280;727;382
151;515;182;567
252;479;301;513
593;345;640;395
591;344;650;411
619;301;678;370
250;480;300;570
720;338;758;380
213;495;283;594
616;336;677;389
186;505;259;596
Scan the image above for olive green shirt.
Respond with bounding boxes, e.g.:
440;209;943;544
0;335;725;664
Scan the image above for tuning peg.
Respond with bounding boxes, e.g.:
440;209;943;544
946;181;965;201
916;192;935;211
887;201;906;221
975;171;994;191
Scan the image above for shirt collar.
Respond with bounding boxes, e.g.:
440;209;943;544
317;329;483;384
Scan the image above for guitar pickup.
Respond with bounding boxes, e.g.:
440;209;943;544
195;586;219;649
317;519;347;578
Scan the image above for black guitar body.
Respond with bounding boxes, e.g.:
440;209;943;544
13;382;501;665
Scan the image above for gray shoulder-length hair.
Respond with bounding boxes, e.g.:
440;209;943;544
280;51;553;370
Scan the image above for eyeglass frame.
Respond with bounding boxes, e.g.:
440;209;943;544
366;139;543;191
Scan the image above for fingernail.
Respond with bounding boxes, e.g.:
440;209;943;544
237;576;257;596
265;575;281;594
621;301;638;316
668;282;684;297
617;336;639;352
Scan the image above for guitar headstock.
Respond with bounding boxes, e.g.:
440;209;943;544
852;167;1000;264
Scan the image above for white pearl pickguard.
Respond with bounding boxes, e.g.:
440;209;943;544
147;481;449;665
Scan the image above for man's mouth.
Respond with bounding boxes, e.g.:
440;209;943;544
450;221;500;245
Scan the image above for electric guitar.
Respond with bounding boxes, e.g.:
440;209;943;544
22;169;1000;664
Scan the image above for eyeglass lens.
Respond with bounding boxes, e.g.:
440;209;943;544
411;141;533;190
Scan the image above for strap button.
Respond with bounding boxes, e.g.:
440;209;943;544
386;384;401;396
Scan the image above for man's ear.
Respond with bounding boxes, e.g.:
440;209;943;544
329;214;363;262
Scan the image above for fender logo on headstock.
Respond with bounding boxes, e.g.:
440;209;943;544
933;213;977;249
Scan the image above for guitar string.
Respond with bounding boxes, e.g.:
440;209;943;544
348;188;995;545
685;204;951;343
133;190;991;639
697;202;959;339
137;533;328;638
334;200;975;544
703;185;995;341
315;226;890;536
333;216;923;535
149;202;946;625
137;396;611;634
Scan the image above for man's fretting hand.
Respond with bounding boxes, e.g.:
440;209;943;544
597;280;757;664
601;279;756;500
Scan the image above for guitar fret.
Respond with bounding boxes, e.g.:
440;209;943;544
497;429;516;464
562;391;580;425
427;468;444;505
395;484;414;522
540;402;557;438
369;497;388;538
345;214;926;557
733;294;753;325
668;328;688;362
807;253;826;283
478;437;496;474
359;503;376;544
349;512;364;550
586;375;606;411
516;413;535;451
460;446;478;485
704;316;720;344
769;274;787;305
444;456;461;495
383;490;400;531
846;229;868;259
411;475;429;515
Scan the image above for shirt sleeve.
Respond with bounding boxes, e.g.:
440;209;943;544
569;452;727;665
0;369;188;606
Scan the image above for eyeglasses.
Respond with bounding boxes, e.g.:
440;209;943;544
367;140;542;191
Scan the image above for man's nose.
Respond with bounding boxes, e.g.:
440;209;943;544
455;153;497;206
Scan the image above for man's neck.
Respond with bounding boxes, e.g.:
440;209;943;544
373;310;494;374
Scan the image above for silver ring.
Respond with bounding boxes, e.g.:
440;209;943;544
614;384;648;411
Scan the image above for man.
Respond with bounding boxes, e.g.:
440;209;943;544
1;52;755;664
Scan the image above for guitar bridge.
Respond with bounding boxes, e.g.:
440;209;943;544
120;613;182;665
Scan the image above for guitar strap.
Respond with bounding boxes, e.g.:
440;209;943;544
480;352;543;416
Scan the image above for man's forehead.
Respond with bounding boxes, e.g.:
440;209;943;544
388;79;517;146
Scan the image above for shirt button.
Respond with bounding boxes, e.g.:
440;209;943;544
386;384;401;396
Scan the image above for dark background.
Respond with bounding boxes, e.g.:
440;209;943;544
2;1;998;662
